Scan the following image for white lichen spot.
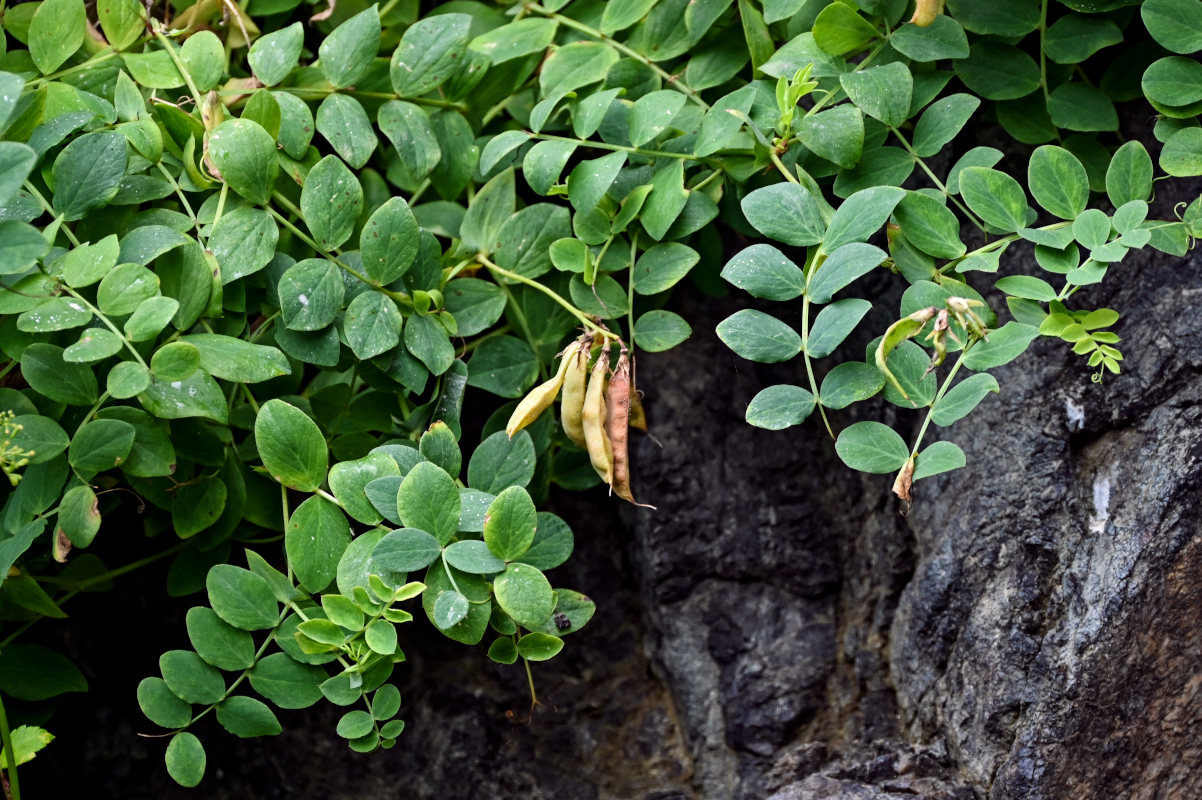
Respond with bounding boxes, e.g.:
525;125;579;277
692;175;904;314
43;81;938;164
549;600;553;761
1089;474;1110;534
1065;398;1085;431
297;294;309;306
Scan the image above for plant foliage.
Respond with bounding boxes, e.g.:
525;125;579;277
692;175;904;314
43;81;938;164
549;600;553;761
0;0;1199;788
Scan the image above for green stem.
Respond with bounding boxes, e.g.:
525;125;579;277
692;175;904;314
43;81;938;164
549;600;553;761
627;230;640;352
183;611;285;728
801;293;834;438
1039;0;1051;106
890;127;986;232
477;255;619;340
937;221;1072;275
908;341;973;457
525;3;709;109
266;201;411;306
60;286;150;370
22;183;80;247
276;87;466;111
24;49;120;87
770;152;800;184
151;21;206;111
523;653;540;708
529;132;715;164
155;162;200;232
0;692;19;800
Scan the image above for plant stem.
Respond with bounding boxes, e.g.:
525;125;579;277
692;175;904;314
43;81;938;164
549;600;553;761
1039;0;1051;106
0;692;19;800
24;49;120;87
908;342;973;457
151;21;206;111
528;131;716;164
890;127;987;232
801;293;834;438
525;3;709;110
60;287;151;370
477;255;619;340
21;183;80;247
277;87;466;111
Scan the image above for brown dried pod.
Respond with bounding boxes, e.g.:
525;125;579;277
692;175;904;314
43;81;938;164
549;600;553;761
606;348;655;508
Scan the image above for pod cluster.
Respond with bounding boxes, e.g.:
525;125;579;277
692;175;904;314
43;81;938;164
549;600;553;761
506;333;652;508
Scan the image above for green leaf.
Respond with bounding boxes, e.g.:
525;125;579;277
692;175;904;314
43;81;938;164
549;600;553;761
1106;141;1153;206
893;192;965;259
208;120;278;206
207;564;279;631
57;484;100;547
0;142;36;209
912;93;980;157
630;89;687;147
947;0;1038;36
276;91;314;159
10;414;68;464
488;638;519;665
301;155;363;251
286;496;350;594
160;650;225;705
470;18;557;64
1142;0;1202;54
744;384;815;430
954;42;1040;100
840;63;913;128
180;31;224;92
138;677;191;729
518;512;574;570
835;421;910;474
0;221;49;275
442;278;505;337
255;399;327;492
179;334;290;383
432;589;470;629
483;485;537;562
343;292;401;361
567;151;625;212
797;104;864;170
187;606;255;671
807;243;887;304
51;131;127;221
461;168;515;255
495;204;570;278
97;0;145;51
812;1;879;55
890;16;970;62
695;87;755;157
124;51;184;88
248;653;325;709
634;310;692;352
539;41;619;105
20;344;97;406
378;101;441;179
165;733;205;788
397;461;460;545
963;322;1040;371
360;197;419;285
138;369;228;423
995;275;1057;302
365;620;397;655
374;528;442;573
516;632;564;661
808;298;872;358
959;167;1029;232
97;263;158;316
820;361;884;409
1142;56;1202;108
390;13;470;96
494;563;553;628
931;373;1000;426
278;259;345;331
467;335;538;399
1044;14;1122;63
1073;208;1111;249
0;644;87;701
444;540;506;574
319;6;380;89
17;297;92;333
1160;128;1202;177
640;160;690;240
1047;83;1117;132
124;297;180;341
823;186;904;252
248;23;303;86
315;94;377;170
633;243;699;295
716;309;802;363
216;696;282;738
469;430;535;493
404;313;455;375
913;441;966;480
28;0;85;74
740;183;826;247
70;419;135;474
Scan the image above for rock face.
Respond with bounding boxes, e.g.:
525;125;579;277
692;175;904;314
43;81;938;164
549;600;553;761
28;199;1202;799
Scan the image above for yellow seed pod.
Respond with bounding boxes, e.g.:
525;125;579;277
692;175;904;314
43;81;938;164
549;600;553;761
582;346;613;485
560;337;591;448
506;347;573;439
909;0;944;26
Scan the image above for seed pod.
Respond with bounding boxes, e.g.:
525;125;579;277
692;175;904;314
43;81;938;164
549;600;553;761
606;348;655;508
909;0;944;26
628;389;648;432
506;346;574;439
560;336;592;448
582;346;613;485
892;455;916;512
